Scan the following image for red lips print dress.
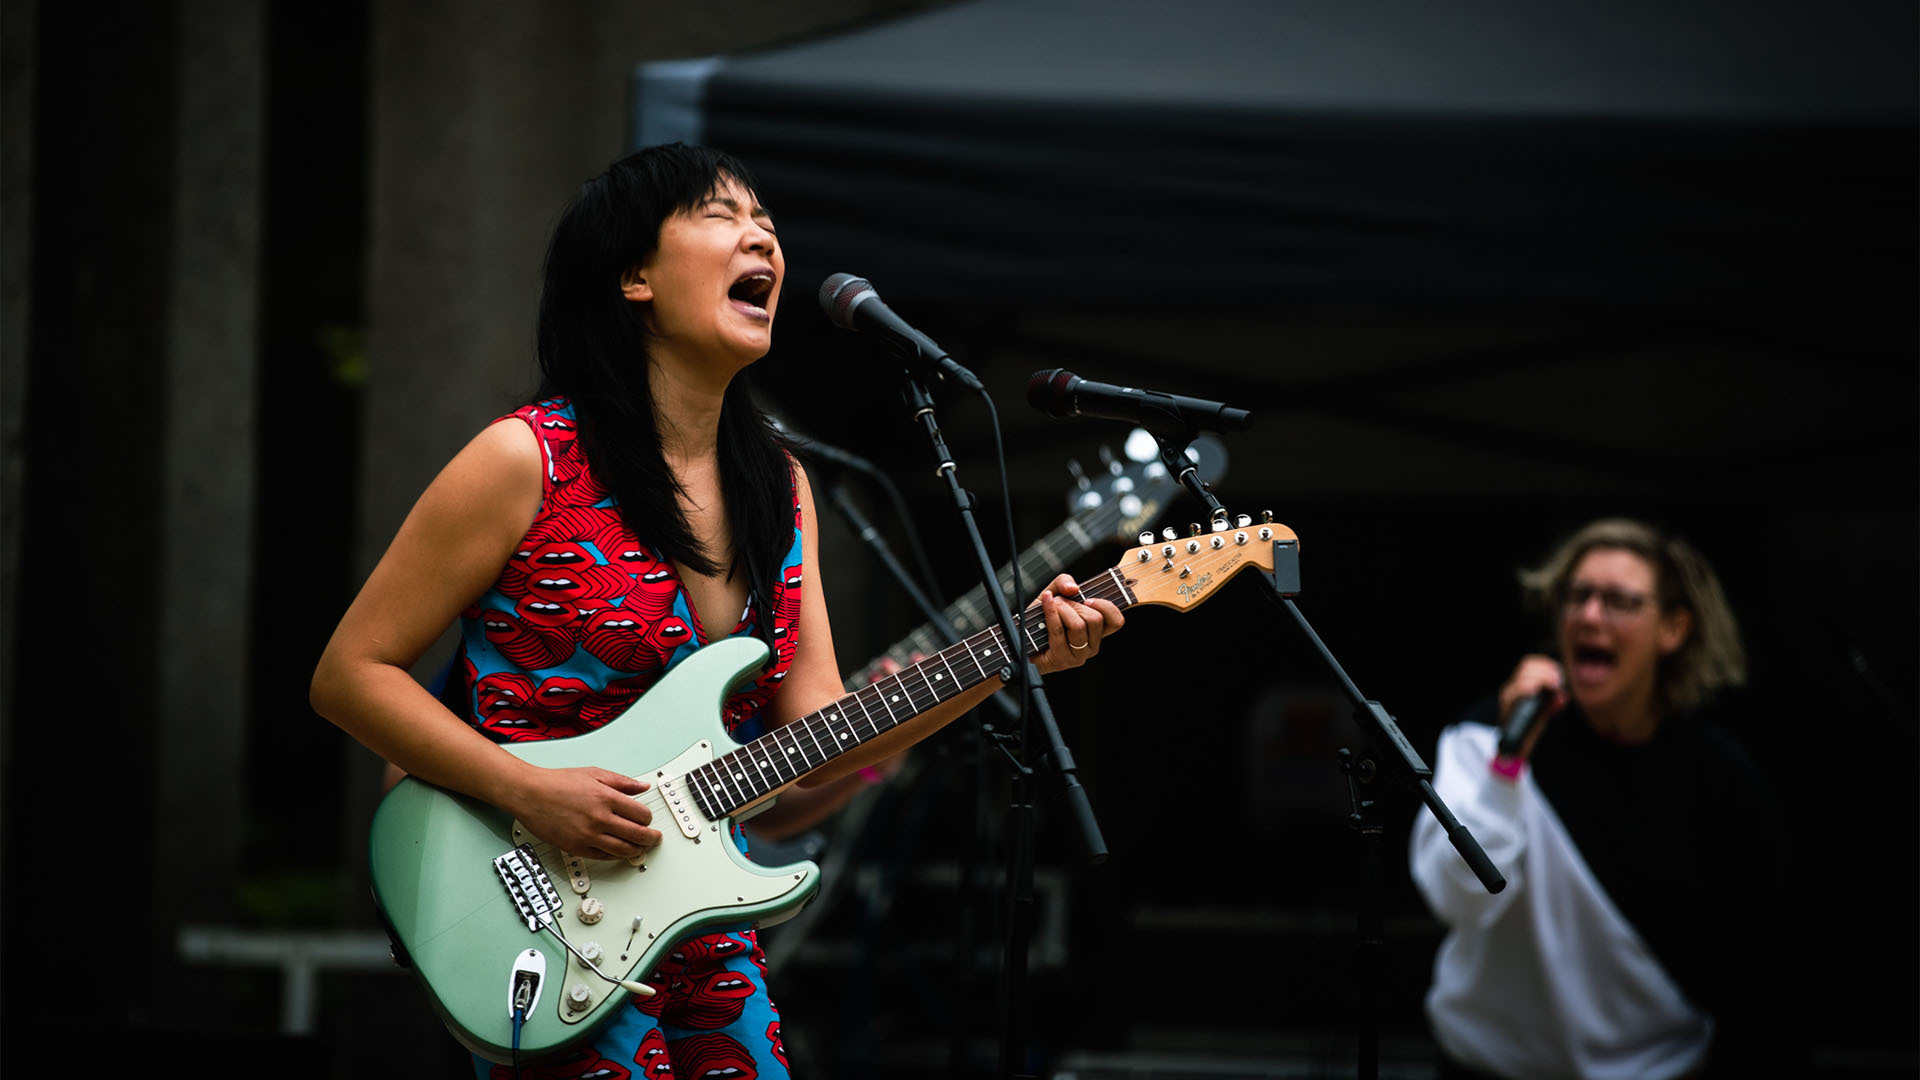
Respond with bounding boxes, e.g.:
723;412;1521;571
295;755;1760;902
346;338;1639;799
457;397;799;1079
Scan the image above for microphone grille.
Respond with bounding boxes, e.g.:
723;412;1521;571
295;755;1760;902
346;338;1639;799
1026;368;1078;416
818;273;871;329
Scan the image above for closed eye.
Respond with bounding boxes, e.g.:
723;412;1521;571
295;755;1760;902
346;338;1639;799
703;196;776;233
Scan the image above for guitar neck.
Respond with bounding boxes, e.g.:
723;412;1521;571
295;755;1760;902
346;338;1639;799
688;565;1138;820
845;500;1134;688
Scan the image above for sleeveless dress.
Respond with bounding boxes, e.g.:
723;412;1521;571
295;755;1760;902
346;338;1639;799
452;398;803;1080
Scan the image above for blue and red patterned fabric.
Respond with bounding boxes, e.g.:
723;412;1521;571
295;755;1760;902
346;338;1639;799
455;397;801;1079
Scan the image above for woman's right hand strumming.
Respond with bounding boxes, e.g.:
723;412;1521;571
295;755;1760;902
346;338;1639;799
502;764;664;862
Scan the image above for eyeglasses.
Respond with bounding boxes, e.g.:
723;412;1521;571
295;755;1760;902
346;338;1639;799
1561;583;1654;620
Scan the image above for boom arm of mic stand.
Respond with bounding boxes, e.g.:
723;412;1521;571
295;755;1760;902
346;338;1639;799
786;434;944;600
1150;430;1504;895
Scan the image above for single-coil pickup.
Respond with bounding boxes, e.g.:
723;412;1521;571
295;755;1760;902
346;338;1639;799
658;776;705;840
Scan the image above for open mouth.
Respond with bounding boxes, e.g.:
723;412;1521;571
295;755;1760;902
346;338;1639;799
728;269;776;318
1569;644;1618;684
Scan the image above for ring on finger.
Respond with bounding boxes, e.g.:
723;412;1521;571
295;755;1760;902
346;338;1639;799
1068;639;1089;650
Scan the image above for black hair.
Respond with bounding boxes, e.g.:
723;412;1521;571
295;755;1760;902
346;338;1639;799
534;143;792;616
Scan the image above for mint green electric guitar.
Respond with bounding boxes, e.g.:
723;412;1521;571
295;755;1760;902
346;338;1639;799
368;513;1293;1063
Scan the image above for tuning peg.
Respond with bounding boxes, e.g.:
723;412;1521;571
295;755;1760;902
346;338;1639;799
1138;531;1155;546
1189;523;1201;536
1262;510;1274;523
1161;526;1178;541
1235;513;1252;528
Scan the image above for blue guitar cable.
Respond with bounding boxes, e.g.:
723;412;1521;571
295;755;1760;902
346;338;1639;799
511;972;534;1077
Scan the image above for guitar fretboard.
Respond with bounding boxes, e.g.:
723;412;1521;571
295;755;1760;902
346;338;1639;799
845;487;1150;687
684;566;1136;820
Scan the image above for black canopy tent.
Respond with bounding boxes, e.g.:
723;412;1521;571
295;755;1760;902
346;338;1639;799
629;0;1915;508
635;0;1913;315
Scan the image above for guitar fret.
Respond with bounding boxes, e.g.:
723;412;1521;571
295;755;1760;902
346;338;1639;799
817;706;849;753
727;747;767;799
1030;540;1059;573
768;722;806;772
838;704;864;745
867;680;894;722
841;461;1188;694
879;675;913;726
907;627;942;658
895;668;934;713
715;752;756;806
803;713;832;761
687;766;723;820
694;557;1165;819
952;598;984;633
930;651;962;697
749;738;787;787
698;761;740;812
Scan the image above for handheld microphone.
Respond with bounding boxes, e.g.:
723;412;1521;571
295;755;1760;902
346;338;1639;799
819;274;983;391
1497;686;1557;759
1027;368;1252;435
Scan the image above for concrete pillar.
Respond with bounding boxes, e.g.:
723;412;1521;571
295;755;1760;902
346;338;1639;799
151;0;264;1025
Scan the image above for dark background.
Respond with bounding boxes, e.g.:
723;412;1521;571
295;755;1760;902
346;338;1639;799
2;2;1912;1078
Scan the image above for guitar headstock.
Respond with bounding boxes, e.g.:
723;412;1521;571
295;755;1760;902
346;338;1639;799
1114;511;1297;611
1070;430;1230;542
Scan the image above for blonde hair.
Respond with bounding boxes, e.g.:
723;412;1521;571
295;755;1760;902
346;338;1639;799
1518;518;1746;713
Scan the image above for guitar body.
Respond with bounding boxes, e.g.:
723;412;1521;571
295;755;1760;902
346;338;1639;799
368;637;820;1063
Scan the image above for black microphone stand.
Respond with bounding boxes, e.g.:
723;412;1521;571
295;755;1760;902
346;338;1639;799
1145;428;1506;1080
893;372;1104;1080
824;479;1025;726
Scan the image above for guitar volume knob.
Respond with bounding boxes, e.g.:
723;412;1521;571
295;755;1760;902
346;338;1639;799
566;983;594;1013
578;896;605;924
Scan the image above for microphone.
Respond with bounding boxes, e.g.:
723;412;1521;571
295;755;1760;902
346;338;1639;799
1497;686;1557;759
818;274;983;391
1027;368;1251;435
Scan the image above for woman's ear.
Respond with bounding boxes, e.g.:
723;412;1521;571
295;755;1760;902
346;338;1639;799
619;266;652;302
1657;606;1692;655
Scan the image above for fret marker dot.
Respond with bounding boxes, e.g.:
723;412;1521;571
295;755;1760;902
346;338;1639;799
837;733;847;740
890;694;900;703
934;673;944;680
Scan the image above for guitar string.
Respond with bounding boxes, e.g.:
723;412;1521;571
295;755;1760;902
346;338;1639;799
855;486;1140;678
531;562;1154;861
692;567;1139;815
